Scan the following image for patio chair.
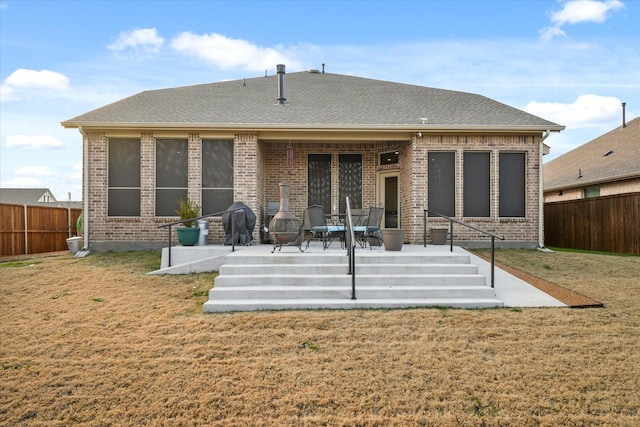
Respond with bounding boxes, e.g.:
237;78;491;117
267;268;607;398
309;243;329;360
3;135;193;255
305;205;345;250
357;206;384;249
351;208;368;248
305;205;330;249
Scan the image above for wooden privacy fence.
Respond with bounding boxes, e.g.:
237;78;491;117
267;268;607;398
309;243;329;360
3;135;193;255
0;203;83;257
544;192;640;255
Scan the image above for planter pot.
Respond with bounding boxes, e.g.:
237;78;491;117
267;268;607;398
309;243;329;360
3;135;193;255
66;236;83;254
382;229;404;251
430;228;448;245
177;227;200;246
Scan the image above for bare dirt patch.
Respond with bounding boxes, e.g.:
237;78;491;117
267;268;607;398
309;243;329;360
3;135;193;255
1;249;639;426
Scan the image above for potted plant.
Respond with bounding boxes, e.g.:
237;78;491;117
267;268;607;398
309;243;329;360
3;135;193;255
175;196;201;246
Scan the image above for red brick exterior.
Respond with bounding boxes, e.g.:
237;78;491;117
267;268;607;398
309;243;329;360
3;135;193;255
82;130;544;251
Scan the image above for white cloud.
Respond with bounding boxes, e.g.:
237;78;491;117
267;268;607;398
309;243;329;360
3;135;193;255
1;69;70;102
525;94;622;128
4;69;69;89
6;134;64;149
15;166;57;176
171;32;304;72
551;0;624;25
540;0;625;42
539;26;567;43
1;177;43;188
108;28;164;53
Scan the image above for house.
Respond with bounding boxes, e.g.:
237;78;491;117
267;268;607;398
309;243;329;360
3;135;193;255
544;116;640;202
61;65;563;252
0;188;83;209
0;188;58;205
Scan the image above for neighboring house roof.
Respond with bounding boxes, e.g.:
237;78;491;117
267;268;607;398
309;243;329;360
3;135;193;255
62;70;563;133
0;188;57;205
544;117;640;191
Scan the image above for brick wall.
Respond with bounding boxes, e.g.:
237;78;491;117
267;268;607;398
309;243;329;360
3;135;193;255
84;130;542;250
410;134;542;245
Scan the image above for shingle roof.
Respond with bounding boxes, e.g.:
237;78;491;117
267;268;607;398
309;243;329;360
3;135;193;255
0;188;57;205
62;71;562;131
544;117;640;190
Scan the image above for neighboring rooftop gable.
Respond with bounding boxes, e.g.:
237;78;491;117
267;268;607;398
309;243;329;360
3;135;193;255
0;188;57;205
62;71;562;131
544;117;640;191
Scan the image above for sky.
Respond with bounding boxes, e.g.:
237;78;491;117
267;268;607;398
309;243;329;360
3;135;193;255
1;0;638;201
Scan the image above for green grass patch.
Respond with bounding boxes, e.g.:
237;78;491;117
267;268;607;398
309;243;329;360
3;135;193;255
299;340;319;351
547;246;638;257
0;261;41;268
52;291;72;300
84;250;162;272
0;360;29;371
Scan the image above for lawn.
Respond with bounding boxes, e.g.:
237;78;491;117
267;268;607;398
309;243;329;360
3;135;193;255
1;248;638;426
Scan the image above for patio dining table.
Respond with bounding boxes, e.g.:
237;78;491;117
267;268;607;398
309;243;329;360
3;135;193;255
324;213;367;248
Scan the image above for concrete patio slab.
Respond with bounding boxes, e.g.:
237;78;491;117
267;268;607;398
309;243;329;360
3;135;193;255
155;241;566;308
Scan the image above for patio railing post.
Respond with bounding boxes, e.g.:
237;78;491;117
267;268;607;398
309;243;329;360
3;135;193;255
168;224;172;267
491;235;495;288
231;212;235;252
423;210;427;247
449;220;454;252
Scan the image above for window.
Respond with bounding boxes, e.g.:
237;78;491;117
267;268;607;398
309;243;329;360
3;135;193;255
428;151;455;217
202;139;234;215
499;152;526;217
155;139;188;216
584;187;600;198
339;154;362;212
308;154;331;211
379;151;399;165
108;138;141;216
463;152;490;217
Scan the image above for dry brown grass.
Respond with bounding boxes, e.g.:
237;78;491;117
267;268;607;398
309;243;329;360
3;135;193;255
1;248;639;426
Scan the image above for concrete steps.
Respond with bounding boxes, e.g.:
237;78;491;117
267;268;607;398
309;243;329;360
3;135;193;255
203;251;503;312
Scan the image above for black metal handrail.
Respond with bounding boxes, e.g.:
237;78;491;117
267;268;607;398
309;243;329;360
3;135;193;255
344;197;357;300
158;207;251;267
423;209;504;288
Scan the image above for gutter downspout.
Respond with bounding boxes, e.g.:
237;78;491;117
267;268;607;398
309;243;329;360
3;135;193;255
539;129;550;249
79;126;89;251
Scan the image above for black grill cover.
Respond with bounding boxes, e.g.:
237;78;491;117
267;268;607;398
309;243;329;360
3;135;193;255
222;202;256;245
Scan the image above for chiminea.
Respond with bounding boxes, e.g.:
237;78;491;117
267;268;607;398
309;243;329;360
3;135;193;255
269;182;303;252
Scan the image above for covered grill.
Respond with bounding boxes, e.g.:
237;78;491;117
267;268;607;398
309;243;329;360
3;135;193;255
222;202;256;246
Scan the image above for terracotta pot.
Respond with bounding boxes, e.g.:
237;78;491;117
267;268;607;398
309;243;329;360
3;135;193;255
430;228;448;245
382;229;404;251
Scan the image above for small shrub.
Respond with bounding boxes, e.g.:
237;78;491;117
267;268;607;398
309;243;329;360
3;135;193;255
176;196;201;228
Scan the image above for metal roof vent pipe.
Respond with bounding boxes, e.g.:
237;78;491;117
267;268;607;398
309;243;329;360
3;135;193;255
276;64;286;105
622;102;626;128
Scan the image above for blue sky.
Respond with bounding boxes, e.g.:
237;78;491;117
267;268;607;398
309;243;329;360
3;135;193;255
1;0;638;201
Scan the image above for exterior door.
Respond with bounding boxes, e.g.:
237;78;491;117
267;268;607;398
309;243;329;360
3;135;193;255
378;171;400;228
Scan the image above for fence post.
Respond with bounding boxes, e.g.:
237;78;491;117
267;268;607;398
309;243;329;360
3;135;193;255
24;204;28;255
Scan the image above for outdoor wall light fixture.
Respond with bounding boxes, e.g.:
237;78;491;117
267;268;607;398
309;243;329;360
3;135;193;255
416;132;422;137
